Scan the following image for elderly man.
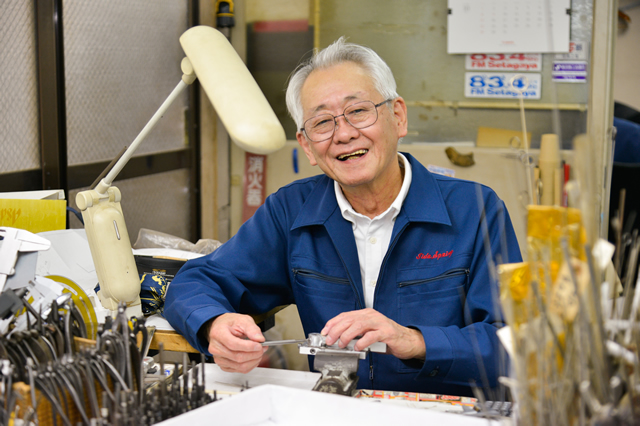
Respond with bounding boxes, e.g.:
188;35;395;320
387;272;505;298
164;38;522;397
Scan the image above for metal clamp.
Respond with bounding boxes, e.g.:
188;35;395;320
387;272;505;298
298;333;386;358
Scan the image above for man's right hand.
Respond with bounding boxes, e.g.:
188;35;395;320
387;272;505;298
205;313;267;373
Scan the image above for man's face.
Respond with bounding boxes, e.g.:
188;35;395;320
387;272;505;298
296;62;408;191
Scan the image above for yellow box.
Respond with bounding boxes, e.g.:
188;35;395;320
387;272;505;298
0;198;66;233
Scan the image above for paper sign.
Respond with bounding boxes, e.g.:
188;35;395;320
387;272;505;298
448;0;571;53
242;152;267;223
466;53;541;71
555;41;589;61
552;61;587;83
464;72;542;99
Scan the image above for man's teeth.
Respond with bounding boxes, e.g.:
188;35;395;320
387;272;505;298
338;149;368;161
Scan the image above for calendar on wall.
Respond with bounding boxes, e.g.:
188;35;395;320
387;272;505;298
447;0;571;54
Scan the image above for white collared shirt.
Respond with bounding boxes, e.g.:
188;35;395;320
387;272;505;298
335;153;413;308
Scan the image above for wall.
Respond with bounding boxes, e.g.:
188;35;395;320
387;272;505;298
315;0;591;149
245;0;309;21
614;1;640;111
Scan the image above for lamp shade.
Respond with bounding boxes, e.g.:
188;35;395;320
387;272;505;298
180;26;286;155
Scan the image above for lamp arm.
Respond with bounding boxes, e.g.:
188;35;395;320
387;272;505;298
95;77;191;197
80;26;285;318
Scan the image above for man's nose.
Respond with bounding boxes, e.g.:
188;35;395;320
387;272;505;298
333;114;359;142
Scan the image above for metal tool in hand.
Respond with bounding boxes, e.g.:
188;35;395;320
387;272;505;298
263;333;386;396
262;333;386;355
298;333;387;358
260;339;307;347
303;333;386;396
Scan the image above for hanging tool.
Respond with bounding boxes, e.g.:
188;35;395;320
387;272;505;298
215;0;235;40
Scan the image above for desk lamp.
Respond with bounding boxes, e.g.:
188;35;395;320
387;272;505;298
76;26;286;317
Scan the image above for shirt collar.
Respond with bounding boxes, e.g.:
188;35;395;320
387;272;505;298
291;152;451;230
335;153;412;222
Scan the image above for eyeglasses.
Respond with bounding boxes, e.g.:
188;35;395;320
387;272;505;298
301;99;392;142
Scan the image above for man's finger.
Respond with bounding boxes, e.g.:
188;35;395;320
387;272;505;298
224;335;264;352
324;321;353;346
210;314;265;351
211;341;266;360
321;309;357;335
352;330;385;351
244;325;266;343
324;312;372;346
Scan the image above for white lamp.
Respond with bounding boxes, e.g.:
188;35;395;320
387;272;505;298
76;26;286;317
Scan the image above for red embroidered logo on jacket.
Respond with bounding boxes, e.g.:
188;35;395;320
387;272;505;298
416;250;453;260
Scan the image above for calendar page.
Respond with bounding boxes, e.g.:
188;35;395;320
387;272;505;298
447;0;571;54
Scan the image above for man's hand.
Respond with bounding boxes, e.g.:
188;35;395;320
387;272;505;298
205;313;267;373
321;308;426;361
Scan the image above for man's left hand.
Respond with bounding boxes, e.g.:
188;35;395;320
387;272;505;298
321;308;426;361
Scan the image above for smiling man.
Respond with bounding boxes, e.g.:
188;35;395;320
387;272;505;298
164;38;522;397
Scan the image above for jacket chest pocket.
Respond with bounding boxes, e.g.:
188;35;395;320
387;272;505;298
293;268;351;292
292;268;357;328
397;267;469;328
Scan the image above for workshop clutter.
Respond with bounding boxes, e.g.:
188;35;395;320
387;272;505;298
499;205;639;424
131;227;222;316
0;299;218;425
133;228;222;255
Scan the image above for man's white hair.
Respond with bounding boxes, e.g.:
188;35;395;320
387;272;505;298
285;37;399;130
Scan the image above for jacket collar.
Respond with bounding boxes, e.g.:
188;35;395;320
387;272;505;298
400;152;452;226
291;152;452;230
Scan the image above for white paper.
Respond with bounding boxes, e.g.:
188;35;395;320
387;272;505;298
145;313;175;331
132;247;204;260
203;364;321;394
592;238;615;270
555;41;589;61
448;0;571;53
157;384;504;426
36;229;97;292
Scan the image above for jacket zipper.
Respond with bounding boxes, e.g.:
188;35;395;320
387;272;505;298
292;268;351;285
374;221;410;301
330;253;364;310
367;221;410;389
398;268;469;288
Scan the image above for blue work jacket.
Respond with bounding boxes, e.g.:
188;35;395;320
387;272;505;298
164;153;522;397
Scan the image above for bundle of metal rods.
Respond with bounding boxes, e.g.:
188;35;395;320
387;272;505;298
0;300;217;425
496;151;640;424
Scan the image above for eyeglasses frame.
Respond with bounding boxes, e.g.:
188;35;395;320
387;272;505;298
300;98;393;142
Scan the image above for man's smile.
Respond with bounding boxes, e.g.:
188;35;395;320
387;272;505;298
337;149;368;161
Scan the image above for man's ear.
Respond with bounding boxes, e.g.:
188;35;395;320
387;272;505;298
296;131;318;166
392;97;408;139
